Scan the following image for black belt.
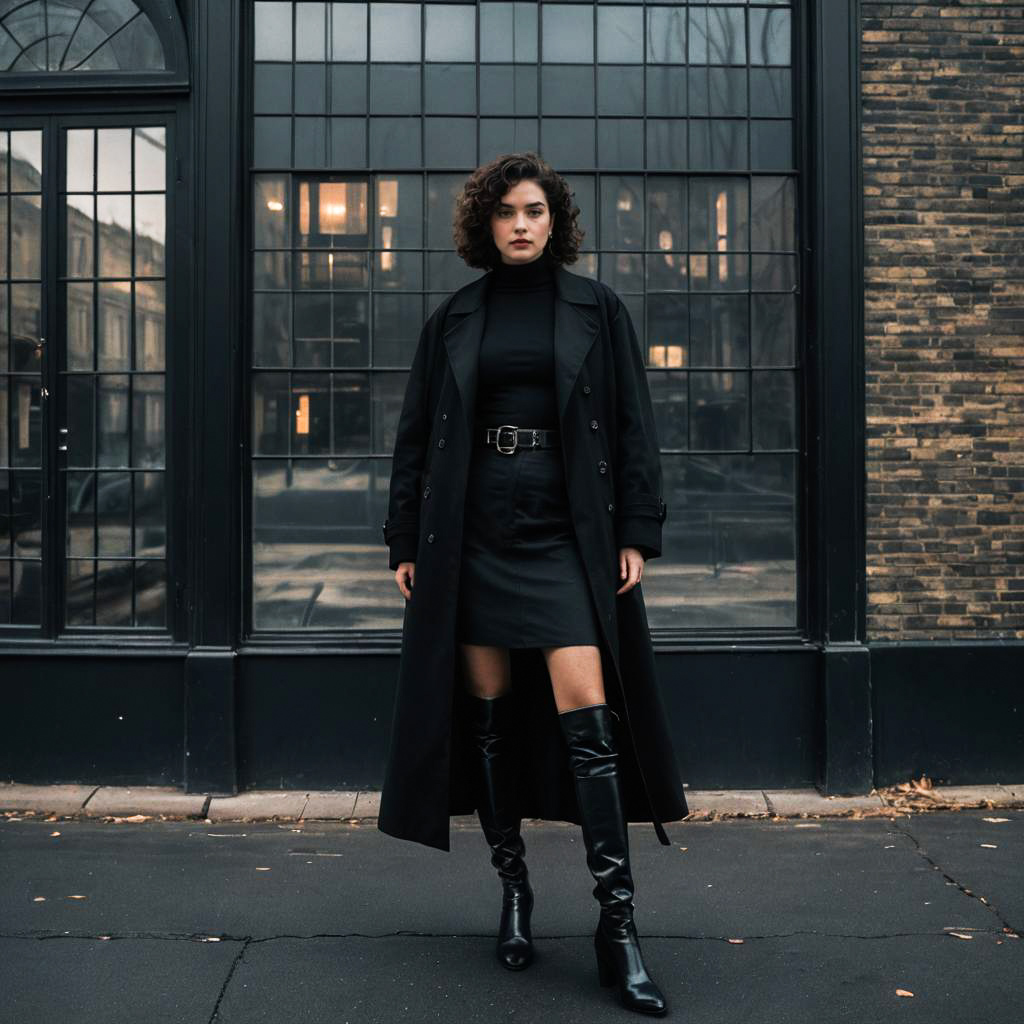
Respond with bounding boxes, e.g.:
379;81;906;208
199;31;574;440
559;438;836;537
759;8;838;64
479;424;559;454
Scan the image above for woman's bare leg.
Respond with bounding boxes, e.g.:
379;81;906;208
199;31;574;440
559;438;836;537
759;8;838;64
459;643;512;698
541;645;606;711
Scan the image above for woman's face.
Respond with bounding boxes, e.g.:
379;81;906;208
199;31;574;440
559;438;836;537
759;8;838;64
489;178;554;266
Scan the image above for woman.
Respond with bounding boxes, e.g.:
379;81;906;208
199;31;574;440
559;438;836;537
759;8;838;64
380;152;687;1017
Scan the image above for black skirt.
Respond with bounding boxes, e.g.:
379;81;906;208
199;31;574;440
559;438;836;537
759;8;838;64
456;437;603;648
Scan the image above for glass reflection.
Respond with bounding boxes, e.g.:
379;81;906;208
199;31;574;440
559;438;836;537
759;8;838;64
97;128;132;191
296;178;368;246
376;176;422;249
2;131;44;625
690;372;749;450
647;454;797;630
97;195;132;278
252;457;391;629
134;127;167;191
134;194;166;276
58;123;169;628
12;194;41;278
370;3;421;62
135;280;166;371
9;131;42;191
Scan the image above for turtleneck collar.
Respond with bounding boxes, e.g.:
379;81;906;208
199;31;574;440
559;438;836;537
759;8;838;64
490;246;556;290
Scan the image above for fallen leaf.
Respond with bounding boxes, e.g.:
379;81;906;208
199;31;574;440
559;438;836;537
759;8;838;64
68;895;87;900
33;897;45;903
980;843;998;849
982;817;1010;823
948;932;974;940
110;814;151;824
203;936;221;942
727;938;744;944
896;989;914;998
255;867;271;871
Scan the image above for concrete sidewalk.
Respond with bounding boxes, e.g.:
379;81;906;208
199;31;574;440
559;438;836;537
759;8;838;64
1;808;1021;1022
3;779;1023;824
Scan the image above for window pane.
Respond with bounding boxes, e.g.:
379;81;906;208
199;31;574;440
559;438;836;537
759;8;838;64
331;1;367;61
480;2;537;64
425;64;476;115
690;295;749;368
597;5;642;63
370;3;421;61
295;64;327;113
296;2;327;61
690;371;749;450
425;4;475;61
753;371;796;450
541;66;595;116
370;64;420;115
598;66;643;116
369;117;422;167
646;7;686;64
652;454;797;629
255;2;294;61
600;175;643;251
543;4;593;63
254;64;293;114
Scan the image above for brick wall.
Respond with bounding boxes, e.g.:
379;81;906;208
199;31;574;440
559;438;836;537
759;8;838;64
861;1;1024;639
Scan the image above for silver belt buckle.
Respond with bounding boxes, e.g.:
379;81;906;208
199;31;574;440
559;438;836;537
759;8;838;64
495;424;518;454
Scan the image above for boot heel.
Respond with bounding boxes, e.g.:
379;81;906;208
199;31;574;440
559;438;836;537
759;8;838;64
594;930;616;987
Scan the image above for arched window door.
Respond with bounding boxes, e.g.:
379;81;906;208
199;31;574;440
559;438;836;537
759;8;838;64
0;0;187;635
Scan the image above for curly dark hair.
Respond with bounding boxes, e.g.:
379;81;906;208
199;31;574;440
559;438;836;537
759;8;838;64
453;151;585;270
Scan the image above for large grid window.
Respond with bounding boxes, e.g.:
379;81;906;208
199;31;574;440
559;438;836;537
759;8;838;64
249;0;799;633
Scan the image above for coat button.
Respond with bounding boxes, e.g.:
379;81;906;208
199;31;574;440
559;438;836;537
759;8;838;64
607;502;615;513
441;413;447;421
427;533;436;543
590;419;599;431
583;384;591;395
598;460;607;474
437;438;446;448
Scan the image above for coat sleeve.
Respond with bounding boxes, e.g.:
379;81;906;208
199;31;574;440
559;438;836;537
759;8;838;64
382;315;435;571
609;291;668;561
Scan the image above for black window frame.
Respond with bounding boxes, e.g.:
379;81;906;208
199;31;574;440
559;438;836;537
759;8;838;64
237;0;865;653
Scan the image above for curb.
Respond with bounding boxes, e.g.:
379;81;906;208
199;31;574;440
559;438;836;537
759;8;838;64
2;781;1022;825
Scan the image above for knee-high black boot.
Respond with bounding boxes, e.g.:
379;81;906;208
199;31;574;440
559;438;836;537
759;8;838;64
467;692;535;970
558;703;667;1016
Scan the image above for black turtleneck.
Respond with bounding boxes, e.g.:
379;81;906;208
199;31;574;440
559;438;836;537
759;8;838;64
475;246;558;431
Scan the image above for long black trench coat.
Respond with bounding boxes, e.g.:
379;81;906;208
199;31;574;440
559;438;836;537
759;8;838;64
379;262;688;853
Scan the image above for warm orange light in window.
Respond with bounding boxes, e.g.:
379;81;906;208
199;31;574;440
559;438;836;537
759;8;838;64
295;394;310;435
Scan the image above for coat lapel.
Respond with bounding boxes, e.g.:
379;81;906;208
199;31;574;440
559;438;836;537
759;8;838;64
442;264;601;436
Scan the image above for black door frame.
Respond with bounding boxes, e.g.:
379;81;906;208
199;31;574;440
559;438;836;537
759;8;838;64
0;96;191;647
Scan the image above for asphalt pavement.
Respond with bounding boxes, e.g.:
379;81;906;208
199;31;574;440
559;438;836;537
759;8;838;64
1;809;1021;1023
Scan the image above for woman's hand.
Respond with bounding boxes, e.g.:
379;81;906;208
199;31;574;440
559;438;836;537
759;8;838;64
395;562;415;600
616;547;645;595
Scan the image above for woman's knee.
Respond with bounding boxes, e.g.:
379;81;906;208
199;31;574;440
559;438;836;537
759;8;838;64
459;643;512;698
543;645;605;712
